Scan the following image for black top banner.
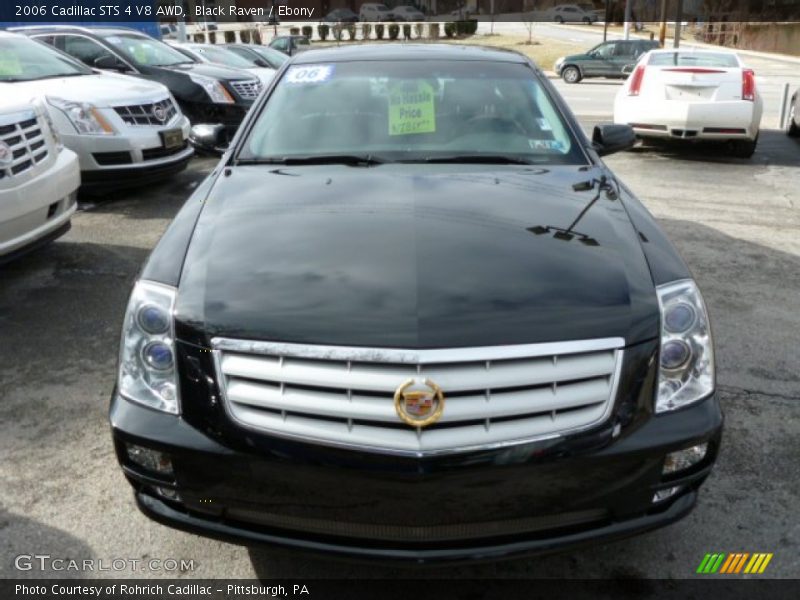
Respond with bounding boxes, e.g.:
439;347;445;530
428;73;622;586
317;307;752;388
2;1;800;24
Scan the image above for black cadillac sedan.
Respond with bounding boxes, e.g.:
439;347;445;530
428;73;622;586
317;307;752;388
111;45;722;563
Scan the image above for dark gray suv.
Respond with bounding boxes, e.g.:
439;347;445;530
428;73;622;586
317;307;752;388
555;39;660;83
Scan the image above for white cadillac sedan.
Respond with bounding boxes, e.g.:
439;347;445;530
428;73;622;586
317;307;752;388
614;49;763;158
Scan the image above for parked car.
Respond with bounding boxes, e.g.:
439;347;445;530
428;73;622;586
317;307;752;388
0;95;80;262
14;26;262;147
268;35;311;56
167;42;275;86
323;8;360;23
0;32;191;190
555;39;660;83
225;44;288;70
111;44;721;563
614;49;763;157
543;3;599;23
786;87;799;137
392;5;426;21
359;3;396;21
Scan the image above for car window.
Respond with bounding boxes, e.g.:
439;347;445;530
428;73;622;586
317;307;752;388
648;52;739;68
242;60;585;165
614;43;634;57
251;46;288;67
192;45;254;68
594;43;616;58
0;35;92;81
103;33;191;67
62;35;114;67
271;38;288;51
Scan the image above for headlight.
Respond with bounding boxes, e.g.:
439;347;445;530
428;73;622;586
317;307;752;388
189;74;234;104
46;96;115;135
656;279;714;413
118;280;179;414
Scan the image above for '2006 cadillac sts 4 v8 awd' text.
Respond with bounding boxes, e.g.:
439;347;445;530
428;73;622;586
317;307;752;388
110;45;722;563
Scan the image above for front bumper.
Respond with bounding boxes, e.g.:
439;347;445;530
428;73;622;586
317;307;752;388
111;383;723;563
0;148;80;259
62;115;193;181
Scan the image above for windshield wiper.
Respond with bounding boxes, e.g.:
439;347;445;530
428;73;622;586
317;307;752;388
6;72;86;82
237;154;386;167
414;154;539;165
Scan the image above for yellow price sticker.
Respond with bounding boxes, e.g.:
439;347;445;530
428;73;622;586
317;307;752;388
388;80;436;136
0;50;22;77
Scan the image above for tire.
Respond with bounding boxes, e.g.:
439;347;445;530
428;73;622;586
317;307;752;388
787;103;800;137
583;17;591;24
561;66;582;84
729;135;758;159
555;16;564;24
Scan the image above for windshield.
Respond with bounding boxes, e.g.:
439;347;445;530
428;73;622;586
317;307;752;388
241;60;584;165
192;45;255;68
104;34;191;67
649;52;739;68
0;36;91;82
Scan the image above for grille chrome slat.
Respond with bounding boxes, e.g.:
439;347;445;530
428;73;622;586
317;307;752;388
0;112;47;180
113;97;177;126
226;377;610;424
213;337;624;456
229;79;263;100
220;351;616;394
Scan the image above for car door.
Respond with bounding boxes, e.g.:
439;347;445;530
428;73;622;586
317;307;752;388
583;42;616;77
611;41;638;77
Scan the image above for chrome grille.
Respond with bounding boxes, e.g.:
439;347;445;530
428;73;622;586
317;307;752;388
0;111;48;180
229;79;262;100
212;338;624;457
113;97;177;126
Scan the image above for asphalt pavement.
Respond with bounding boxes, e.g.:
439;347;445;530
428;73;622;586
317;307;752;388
1;59;799;580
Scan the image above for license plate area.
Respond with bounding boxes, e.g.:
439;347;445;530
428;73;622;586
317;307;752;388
160;129;184;149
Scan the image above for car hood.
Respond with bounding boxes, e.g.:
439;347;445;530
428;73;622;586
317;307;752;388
174;164;659;348
1;72;170;107
161;61;257;82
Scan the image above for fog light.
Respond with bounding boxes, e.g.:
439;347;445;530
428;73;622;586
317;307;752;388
126;443;173;475
155;486;181;502
652;486;682;503
663;443;708;474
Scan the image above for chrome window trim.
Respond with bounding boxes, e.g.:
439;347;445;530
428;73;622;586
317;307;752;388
211;337;625;457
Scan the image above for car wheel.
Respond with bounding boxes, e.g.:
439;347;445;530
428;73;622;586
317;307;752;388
729;135;758;159
555;16;564;24
583;17;592;24
562;66;582;84
787;103;799;137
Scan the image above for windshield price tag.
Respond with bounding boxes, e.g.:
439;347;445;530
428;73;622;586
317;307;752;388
388;81;436;136
285;65;334;85
0;50;22;77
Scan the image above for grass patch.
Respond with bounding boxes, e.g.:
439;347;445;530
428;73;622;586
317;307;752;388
451;34;586;70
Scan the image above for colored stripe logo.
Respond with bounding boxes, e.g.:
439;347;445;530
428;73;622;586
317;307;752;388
696;553;773;574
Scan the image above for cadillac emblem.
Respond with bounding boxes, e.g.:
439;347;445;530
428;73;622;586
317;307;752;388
153;104;168;123
394;378;445;428
0;141;12;165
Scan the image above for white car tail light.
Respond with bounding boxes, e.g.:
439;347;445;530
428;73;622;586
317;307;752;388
742;69;756;101
628;65;645;96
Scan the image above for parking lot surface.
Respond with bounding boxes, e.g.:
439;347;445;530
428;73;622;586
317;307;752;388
2;99;799;578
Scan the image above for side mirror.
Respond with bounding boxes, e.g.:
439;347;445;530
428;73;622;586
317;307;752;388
592;124;636;157
189;123;227;155
93;55;128;72
253;58;270;68
621;63;635;75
